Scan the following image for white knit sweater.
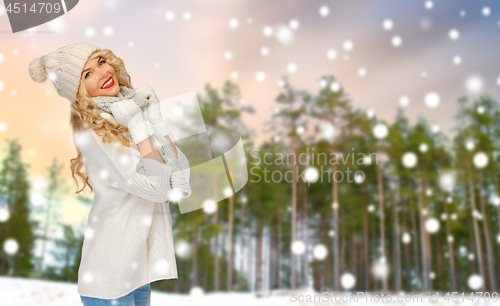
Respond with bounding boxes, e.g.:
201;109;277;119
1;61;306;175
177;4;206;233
74;123;190;299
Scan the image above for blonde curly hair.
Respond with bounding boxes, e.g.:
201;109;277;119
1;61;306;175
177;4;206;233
70;48;138;194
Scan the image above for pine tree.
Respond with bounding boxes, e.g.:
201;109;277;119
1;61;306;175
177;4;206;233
44;224;84;282
309;75;351;291
35;157;65;279
0;138;36;277
220;80;255;291
269;76;310;289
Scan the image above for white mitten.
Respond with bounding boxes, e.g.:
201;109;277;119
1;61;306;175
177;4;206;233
109;99;154;143
135;85;170;136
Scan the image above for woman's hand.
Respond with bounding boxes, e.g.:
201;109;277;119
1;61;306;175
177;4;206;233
135;85;171;135
109;99;143;127
108;99;154;144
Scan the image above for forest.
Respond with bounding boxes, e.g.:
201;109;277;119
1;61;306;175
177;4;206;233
1;74;499;295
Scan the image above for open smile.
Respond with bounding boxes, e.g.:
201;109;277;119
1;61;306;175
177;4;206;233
101;77;114;89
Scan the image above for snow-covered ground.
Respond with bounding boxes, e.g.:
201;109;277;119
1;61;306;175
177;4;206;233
0;277;498;306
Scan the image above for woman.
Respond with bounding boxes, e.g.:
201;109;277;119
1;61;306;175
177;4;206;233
28;42;191;305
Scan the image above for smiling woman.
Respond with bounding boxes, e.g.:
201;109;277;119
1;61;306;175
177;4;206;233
28;42;191;305
81;56;120;97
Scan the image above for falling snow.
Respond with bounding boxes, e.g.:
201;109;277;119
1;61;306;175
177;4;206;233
392;36;402;47
465;75;484;94
203;199;217;214
449;29;459;40
291;240;305;255
319;6;330;17
289;19;299;30
165;10;175;21
103;26;114;37
326;49;337;60
383;19;393;30
402;152;417;168
228;18;239;29
312;244;327;260
256;71;266;82
425;92;440;108
399;96;409;107
275;24;294;44
425;218;440;233
373;123;388;139
262;26;273;37
343;40;354;51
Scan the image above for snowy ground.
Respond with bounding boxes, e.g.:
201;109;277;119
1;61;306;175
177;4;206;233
0;277;498;306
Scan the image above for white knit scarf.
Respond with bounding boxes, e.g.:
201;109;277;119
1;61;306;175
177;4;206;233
92;85;150;115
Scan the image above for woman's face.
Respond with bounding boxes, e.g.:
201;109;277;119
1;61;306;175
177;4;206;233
81;56;120;97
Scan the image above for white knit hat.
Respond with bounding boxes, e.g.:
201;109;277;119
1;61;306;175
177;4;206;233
28;42;99;102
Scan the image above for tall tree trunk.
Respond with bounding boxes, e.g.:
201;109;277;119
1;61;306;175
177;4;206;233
476;170;496;291
491;173;500;246
363;203;370;291
291;133;298;289
270;222;276;289
302;179;309;287
340;210;346;275
391;188;401;293
376;148;387;291
400;179;412;292
214;213;220;291
321;214;328;291
356;236;362;291
443;193;457;291
256;224;263;292
313;214;323;291
370;204;377;290
212;168;220;291
192;222;198;287
228;194;234;291
468;212;477;273
248;220;254;292
436;233;444;289
419;177;432;291
408;177;421;290
239;200;246;291
176;258;182;293
490;173;500;290
297;179;303;286
332;139;339;291
276;213;281;289
313;254;320;291
38;191;53;279
0;223;10;274
466;160;486;291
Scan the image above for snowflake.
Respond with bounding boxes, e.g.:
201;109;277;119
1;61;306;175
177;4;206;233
103;26;114;37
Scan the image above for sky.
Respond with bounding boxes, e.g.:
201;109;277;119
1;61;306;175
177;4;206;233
1;0;500;263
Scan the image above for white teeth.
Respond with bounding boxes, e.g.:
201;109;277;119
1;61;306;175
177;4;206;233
102;78;112;89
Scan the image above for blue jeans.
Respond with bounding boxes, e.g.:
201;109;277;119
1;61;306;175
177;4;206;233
80;283;151;306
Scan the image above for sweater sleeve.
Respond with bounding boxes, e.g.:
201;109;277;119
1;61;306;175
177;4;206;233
174;143;191;186
77;128;173;203
156;125;192;197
